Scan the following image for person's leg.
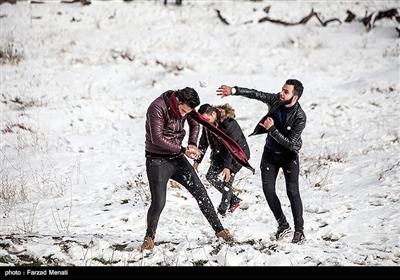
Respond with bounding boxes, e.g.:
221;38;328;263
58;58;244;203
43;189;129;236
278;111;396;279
205;162;224;193
218;177;234;214
228;164;243;209
206;162;240;214
205;161;229;214
144;158;174;239
172;157;224;234
260;148;287;225
282;154;304;232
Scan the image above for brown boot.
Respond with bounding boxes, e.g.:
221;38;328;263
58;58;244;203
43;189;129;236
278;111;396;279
140;236;154;251
216;228;234;243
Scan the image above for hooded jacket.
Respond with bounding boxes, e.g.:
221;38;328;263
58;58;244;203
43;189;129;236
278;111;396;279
233;86;306;154
196;109;251;173
145;90;200;156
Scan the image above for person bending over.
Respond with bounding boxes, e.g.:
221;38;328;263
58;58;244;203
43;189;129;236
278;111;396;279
193;103;250;216
141;87;234;251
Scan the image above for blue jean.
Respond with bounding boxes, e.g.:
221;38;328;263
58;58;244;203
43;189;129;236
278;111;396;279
145;155;224;239
260;146;304;232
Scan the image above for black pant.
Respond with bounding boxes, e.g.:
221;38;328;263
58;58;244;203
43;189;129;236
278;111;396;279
260;146;304;232
205;158;242;213
145;155;223;239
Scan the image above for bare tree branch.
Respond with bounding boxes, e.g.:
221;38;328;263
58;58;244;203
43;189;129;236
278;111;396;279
259;9;341;26
216;9;229;25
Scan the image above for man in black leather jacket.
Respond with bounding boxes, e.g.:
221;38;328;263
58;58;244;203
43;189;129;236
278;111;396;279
216;79;307;244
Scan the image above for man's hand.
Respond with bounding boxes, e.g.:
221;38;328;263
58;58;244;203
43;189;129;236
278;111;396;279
185;144;203;160
216;85;232;98
222;168;231;182
259;116;274;130
193;161;199;172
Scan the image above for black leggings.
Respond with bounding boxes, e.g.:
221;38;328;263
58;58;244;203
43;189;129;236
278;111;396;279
145;155;224;239
260;146;304;232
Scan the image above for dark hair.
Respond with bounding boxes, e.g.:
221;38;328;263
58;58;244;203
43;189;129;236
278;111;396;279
286;79;304;99
197;103;216;115
176;87;200;108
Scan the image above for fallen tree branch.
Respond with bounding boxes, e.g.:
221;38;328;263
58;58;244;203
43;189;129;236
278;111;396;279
346;8;400;32
259;9;341;26
60;0;91;5
216;9;229;25
362;8;400;31
0;0;17;4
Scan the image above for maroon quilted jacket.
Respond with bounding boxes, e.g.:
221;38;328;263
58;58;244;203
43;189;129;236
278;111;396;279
145;90;200;156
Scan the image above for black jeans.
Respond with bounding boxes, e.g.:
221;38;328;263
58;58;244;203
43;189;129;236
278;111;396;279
145;155;224;239
260;146;304;232
205;158;242;213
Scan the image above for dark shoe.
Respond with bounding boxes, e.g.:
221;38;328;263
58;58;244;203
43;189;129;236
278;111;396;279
218;209;226;216
216;228;234;243
275;224;291;240
228;198;242;213
217;206;227;216
291;231;306;244
140;236;154;251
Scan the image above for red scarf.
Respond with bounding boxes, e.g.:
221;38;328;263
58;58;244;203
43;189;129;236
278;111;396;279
190;110;255;174
169;91;182;120
168;90;254;173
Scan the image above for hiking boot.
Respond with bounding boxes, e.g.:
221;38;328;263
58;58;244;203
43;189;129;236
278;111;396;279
140;236;154;251
216;228;234;243
228;198;242;213
275;224;291;240
291;231;306;244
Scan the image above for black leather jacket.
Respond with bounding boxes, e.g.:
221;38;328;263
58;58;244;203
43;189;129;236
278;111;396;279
233;86;306;154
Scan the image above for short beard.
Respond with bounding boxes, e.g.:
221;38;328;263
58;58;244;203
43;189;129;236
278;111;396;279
279;96;294;106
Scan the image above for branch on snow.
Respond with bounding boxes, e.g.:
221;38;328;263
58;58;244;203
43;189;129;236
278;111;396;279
215;9;229;25
256;7;399;36
258;8;341;26
0;0;17;4
60;0;91;5
346;8;400;33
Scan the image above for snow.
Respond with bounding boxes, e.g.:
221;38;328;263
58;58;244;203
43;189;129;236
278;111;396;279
1;0;399;271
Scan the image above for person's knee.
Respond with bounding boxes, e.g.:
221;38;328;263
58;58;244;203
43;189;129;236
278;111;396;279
262;182;277;197
153;200;166;212
287;187;300;199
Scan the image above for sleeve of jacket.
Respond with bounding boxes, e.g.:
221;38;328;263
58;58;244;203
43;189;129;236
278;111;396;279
268;109;306;153
147;102;182;154
236;87;277;104
222;119;244;170
194;127;209;164
187;114;200;146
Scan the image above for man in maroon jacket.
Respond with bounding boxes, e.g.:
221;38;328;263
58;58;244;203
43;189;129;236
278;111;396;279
141;87;233;251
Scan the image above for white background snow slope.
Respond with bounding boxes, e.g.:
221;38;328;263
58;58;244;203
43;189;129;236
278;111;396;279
0;0;399;273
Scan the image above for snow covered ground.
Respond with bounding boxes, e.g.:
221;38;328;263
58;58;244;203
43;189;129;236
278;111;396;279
0;0;399;272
